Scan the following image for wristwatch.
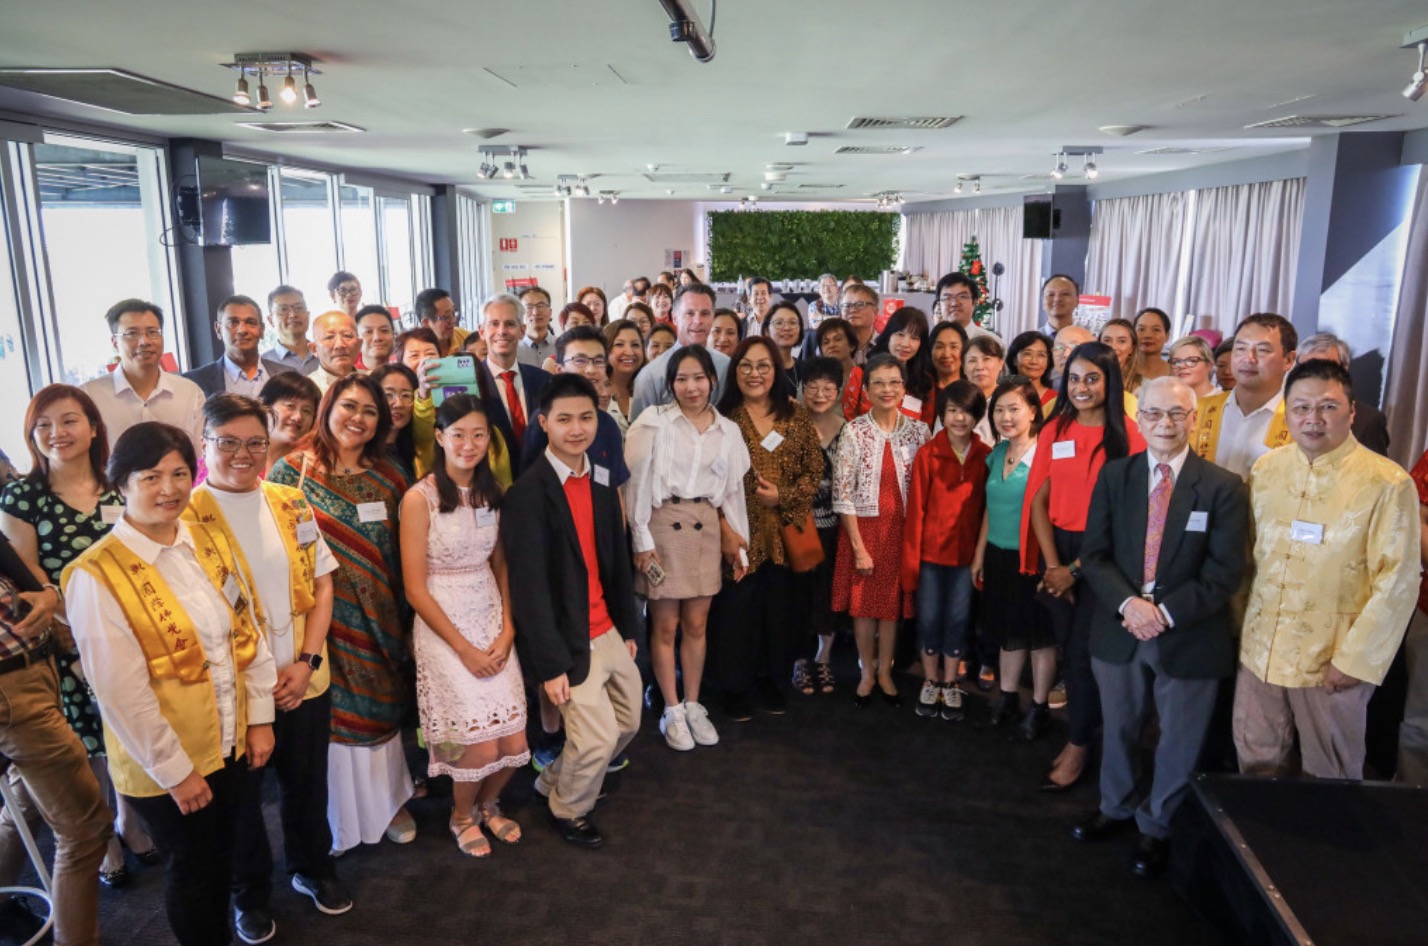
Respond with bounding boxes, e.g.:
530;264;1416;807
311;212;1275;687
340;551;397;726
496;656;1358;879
298;652;323;671
1067;563;1082;580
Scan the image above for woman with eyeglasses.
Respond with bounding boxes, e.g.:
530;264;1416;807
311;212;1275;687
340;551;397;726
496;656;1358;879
1023;342;1145;791
268;375;418;855
601;319;646;436
762;302;807;389
709;337;822;721
369;364;420;480
865;308;935;426
1133;307;1173;383
1005;331;1056;407
832;354;931;708
259;372;323;477
1167;335;1218;398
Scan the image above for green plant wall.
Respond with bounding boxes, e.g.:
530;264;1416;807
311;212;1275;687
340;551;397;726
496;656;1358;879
706;210;900;282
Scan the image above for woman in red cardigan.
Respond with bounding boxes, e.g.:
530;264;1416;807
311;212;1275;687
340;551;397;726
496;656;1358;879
901;380;991;720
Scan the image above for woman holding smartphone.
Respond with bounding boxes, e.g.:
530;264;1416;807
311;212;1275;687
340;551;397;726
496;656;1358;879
625;346;751;751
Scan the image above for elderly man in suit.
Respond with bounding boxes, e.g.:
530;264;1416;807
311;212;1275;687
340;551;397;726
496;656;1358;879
1070;376;1248;879
183;295;291;398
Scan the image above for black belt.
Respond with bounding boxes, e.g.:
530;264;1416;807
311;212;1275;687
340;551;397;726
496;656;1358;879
0;638;55;676
669;496;710;504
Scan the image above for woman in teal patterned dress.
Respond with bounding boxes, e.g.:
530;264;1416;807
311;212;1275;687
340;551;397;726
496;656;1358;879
269;374;417;854
0;384;158;886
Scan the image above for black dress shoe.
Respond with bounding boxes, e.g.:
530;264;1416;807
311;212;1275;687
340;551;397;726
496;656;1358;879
1130;834;1170;878
548;810;604;849
1017;701;1050;742
1070;811;1135;843
724;692;754;722
1039;765;1088;793
986;691;1020;727
852;691;872;708
758;677;787;715
235;905;277;944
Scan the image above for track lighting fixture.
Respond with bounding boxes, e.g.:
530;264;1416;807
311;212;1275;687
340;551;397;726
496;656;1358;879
974;181;982;194
502;162;516;179
1084;155;1099;179
954;181;963;194
1406;42;1427;102
1050;152;1067;180
225;53;321;110
518;162;530;180
302;67;319;108
256;79;272;111
575;180;590;198
280;67;298;104
233;71;251;106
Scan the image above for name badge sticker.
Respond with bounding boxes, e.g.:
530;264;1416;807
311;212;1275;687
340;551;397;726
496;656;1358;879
356;501;388;523
760;430;785;453
100;505;123;525
476;507;497;528
1186;511;1209;532
593;465;610;487
296;518;319;547
1052;440;1077;460
902;395;923;414
222;573;242;609
1290;520;1324;545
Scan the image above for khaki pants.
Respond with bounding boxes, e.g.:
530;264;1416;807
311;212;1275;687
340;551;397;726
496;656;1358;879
0;658;112;946
537;629;641;820
1395;607;1428;783
1232;664;1373;780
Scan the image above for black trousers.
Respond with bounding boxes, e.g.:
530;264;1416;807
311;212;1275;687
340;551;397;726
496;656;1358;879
1043;527;1101;747
709;562;804;695
232;691;336;910
127;756;244;946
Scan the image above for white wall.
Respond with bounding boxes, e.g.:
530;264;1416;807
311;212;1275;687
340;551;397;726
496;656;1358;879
565;199;699;298
489;200;567;303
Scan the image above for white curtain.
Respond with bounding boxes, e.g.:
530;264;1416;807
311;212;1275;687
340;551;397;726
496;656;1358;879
976;206;1044;338
1383;170;1428;468
1085;192;1187;323
1184;178;1306;337
903;210;978;283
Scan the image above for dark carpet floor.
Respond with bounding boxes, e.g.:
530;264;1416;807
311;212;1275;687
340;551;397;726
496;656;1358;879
50;668;1225;945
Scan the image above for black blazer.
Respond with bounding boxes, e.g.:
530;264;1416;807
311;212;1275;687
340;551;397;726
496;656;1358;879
501;456;639;688
1079;449;1247;679
481;361;552;464
182;357;291;399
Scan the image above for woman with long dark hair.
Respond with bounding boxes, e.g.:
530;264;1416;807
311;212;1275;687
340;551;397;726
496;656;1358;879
369;363;419;480
602;318;645;435
762;302;806;389
399;395;528;857
1022;342;1145;791
866;307;935;425
928;321;969;403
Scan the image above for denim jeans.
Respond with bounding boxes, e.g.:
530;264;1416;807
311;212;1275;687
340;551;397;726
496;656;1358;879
915;562;974;659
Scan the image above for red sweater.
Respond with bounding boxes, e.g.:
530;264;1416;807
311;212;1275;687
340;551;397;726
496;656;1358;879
562;470;614;639
900;434;991;589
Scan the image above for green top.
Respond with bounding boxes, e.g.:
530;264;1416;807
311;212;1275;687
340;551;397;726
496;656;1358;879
985;439;1033;551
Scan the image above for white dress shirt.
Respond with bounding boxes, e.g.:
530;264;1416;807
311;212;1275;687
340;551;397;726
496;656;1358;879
82;368;206;452
608;294;634;321
67;517;277;790
1117;446;1191;624
1215;388;1283;481
487;357;529;424
624;404;751;553
546;447;589;484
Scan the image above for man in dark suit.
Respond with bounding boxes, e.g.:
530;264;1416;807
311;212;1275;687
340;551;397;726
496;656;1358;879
477;292;551;466
183;294;291;398
1071;377;1247;878
502;374;641;849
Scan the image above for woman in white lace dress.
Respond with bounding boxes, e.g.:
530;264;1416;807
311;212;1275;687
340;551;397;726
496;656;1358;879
399;394;529;858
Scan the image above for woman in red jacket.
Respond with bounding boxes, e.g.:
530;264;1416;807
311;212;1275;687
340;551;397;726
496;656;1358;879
901;380;991;720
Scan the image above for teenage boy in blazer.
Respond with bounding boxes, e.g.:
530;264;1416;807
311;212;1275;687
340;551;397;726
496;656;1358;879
1071;377;1247;879
502;374;641;849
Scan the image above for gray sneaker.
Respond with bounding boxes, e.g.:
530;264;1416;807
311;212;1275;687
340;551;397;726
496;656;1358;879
940;684;966;722
683;700;720;746
916;680;941;717
660;704;695;751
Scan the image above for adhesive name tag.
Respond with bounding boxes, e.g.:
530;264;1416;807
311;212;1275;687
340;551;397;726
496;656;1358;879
1186;511;1209;532
100;505;123;525
760;430;785;452
1290;520;1324;545
902;395;923;414
1052;440;1077;460
476;507;497;528
356;502;388;523
296;519;319;547
594;465;610;487
222;573;242;608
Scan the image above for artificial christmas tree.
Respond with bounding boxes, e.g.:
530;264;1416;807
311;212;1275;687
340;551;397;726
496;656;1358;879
958;237;995;330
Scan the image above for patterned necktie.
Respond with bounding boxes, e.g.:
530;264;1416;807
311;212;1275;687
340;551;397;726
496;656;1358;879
1143;463;1173;589
501;370;526;443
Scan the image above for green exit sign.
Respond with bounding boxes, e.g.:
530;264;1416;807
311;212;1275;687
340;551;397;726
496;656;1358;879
492;200;516;214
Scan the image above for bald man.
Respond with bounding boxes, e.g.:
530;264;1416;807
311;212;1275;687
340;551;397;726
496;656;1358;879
310;311;361;393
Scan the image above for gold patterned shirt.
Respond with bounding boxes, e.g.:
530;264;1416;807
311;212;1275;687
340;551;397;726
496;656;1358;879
1241;436;1420;687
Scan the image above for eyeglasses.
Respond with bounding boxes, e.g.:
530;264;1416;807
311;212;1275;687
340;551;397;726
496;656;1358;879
1137;408;1191;424
939;293;974;304
561;355;608;370
116;328;164;342
737;362;775;376
523;302;552;313
840;301;875;313
317;331;358;344
428;312;459;324
335;286;361;297
867;378;906;391
205;435;269;455
1168;356;1207;368
382;389;416;405
768;319;801;331
803;383;839;397
1288;402;1345;418
272;304;308;317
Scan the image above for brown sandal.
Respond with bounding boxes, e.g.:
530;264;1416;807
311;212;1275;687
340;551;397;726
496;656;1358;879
478;801;521;845
450;818;491;858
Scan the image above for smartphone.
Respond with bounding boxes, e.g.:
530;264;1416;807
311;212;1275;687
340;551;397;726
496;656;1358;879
428;354;479;407
645;559;667;586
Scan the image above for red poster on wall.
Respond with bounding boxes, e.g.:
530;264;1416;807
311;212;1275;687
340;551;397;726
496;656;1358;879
876;297;905;334
504;276;537;291
499;238;519;252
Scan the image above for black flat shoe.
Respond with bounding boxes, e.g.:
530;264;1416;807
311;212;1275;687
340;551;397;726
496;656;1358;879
1017;702;1050;742
1039;766;1087;793
1130;834;1170;878
880;689;902;708
1070;811;1135;843
986;691;1020;728
852;691;872;708
99;866;129;888
548;810;604;849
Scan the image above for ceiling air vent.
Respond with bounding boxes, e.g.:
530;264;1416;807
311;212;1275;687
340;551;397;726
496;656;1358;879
642;171;730;184
0;68;253;115
796;183;845;189
834;145;921;155
1244;115;1391;129
846;116;961;130
1136;146;1230;155
236;121;366;133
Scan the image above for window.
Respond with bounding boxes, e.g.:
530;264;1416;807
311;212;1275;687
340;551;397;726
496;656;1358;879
379;195;415;319
279;168;337;311
338;183;378;304
456;192;492;323
0;186;32;471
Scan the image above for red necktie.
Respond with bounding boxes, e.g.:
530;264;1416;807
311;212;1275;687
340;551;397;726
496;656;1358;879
1143;463;1173;588
501;370;526;443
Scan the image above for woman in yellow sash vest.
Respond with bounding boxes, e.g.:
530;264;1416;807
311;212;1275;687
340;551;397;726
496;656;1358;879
64;422;277;946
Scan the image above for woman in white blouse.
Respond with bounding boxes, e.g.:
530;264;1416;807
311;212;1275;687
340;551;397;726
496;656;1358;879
831;354;931;707
626;345;751;751
64;421;276;946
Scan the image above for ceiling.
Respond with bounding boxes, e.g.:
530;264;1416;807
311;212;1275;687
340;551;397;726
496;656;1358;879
1;0;1426;203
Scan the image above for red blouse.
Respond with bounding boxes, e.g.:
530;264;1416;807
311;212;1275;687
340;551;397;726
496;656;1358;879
900;435;991;588
1411;448;1428;614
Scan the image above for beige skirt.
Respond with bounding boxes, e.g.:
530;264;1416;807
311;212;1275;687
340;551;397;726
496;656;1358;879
636;498;723;600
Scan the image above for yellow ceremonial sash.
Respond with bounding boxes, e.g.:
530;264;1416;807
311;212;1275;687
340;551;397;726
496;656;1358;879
184;482;330;699
1191;390;1291;461
62;524;261;796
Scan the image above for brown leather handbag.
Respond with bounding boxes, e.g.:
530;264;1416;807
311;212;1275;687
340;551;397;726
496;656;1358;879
780;512;825;573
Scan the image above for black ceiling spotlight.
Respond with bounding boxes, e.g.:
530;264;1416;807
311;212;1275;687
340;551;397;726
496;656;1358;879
659;0;716;62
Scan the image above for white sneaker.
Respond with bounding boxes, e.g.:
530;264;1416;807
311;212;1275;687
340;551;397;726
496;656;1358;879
683;700;720;746
915;680;941;717
660;704;695;751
